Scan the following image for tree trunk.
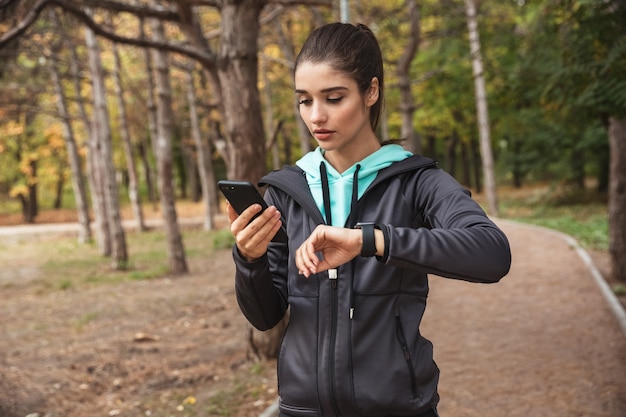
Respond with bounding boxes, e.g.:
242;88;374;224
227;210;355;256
445;133;458;177
28;159;38;219
48;24;92;243
185;67;218;230
151;16;188;275
608;116;626;282
112;36;147;232
461;141;472;189
85;17;128;269
218;0;267;183
69;41;110;251
396;0;421;154
261;56;282;170
464;0;499;217
19;157;37;224
71;32;110;255
472;137;482;193
87;126;111;256
273;19;311;156
140;19;159;208
53;168;64;209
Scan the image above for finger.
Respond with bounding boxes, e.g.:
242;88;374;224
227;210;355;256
295;244;314;278
297;239;319;276
295;247;307;277
236;207;282;254
238;203;263;224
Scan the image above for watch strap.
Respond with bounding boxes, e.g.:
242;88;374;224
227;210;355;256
355;222;376;257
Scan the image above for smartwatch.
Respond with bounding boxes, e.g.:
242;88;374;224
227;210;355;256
355;222;377;257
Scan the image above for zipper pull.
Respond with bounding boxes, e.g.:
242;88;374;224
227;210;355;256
350;307;354;320
328;268;337;288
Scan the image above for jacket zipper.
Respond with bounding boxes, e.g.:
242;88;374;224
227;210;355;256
395;314;418;399
328;268;342;416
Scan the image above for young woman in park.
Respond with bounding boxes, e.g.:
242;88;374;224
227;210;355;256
226;22;511;417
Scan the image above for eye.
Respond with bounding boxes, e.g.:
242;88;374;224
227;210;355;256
298;98;312;106
327;96;343;104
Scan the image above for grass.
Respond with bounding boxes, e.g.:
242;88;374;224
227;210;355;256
487;184;609;251
132;362;273;417
1;185;609;292
1;227;231;294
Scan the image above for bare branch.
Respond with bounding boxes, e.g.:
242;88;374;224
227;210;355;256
69;0;181;21
0;0;49;48
267;0;330;6
260;4;285;25
169;0;222;6
60;2;217;70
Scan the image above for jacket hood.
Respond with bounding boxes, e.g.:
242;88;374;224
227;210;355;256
295;144;412;226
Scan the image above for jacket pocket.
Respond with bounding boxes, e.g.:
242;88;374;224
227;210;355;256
395;313;418;399
350;296;436;415
277;297;321;412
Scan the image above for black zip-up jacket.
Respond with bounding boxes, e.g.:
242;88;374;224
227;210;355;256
233;155;511;417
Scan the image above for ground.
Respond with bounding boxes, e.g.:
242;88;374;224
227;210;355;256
1;205;625;417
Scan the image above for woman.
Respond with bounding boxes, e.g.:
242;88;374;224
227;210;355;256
227;22;511;417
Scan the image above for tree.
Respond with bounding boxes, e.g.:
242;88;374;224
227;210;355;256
608;116;626;282
110;23;147;232
464;0;499;216
395;0;422;153
539;0;626;281
48;10;92;243
184;65;219;230
84;8;128;269
150;15;188;274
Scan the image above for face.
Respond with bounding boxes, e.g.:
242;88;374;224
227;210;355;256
295;62;379;158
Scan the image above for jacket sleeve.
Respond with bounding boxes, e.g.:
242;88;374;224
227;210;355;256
233;246;289;330
233;189;290;331
381;169;511;283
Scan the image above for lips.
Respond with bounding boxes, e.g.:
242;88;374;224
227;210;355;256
313;129;334;141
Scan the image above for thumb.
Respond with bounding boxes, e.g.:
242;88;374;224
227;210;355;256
226;202;238;223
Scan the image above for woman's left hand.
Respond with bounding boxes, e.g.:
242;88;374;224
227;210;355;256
295;225;361;277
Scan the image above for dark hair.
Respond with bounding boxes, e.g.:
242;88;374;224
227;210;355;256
295;22;384;131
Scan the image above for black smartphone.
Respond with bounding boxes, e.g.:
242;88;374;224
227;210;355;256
217;180;287;243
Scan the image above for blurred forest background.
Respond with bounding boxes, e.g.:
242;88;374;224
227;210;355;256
0;0;625;281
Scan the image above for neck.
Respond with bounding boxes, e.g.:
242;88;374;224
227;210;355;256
322;133;381;173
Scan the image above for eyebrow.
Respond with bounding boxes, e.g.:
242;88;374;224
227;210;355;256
295;86;349;94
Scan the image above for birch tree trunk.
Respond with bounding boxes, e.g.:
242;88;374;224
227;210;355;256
464;0;499;217
140;19;159;208
48;27;92;243
84;17;128;269
608;116;626;282
185;66;218;230
261;57;281;170
151;17;188;274
273;19;311;155
73;40;110;255
396;0;421;154
111;37;147;232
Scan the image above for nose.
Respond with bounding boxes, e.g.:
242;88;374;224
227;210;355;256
309;102;327;125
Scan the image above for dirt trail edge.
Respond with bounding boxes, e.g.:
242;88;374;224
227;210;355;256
421;220;626;417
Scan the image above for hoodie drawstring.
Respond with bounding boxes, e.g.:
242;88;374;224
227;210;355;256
319;161;361;319
351;164;361;218
320;161;332;226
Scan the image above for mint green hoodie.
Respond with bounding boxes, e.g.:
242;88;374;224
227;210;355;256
295;144;412;227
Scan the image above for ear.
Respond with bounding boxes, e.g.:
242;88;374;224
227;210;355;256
366;77;380;107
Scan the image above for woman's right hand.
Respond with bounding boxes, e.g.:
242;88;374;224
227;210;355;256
227;202;283;261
